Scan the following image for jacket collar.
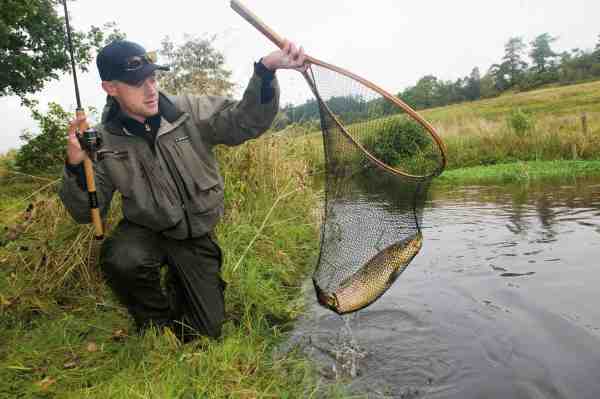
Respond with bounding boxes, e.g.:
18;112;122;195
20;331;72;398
102;91;184;136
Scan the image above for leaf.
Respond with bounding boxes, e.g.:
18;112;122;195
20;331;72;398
7;365;32;371
111;329;128;341
0;294;12;307
86;342;98;353
35;376;56;391
63;353;80;370
63;360;78;369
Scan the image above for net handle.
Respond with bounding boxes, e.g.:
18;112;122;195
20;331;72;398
230;0;448;175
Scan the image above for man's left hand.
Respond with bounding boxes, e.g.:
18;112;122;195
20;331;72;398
261;39;307;72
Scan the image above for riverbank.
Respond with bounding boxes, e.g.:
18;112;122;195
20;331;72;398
2;78;600;397
0;140;343;398
437;160;600;185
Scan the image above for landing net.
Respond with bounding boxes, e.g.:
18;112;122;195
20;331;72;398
305;63;446;314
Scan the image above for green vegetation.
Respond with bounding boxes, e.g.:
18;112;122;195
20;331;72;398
0;140;349;398
294;80;600;177
278;32;600;129
0;1;124;98
2;65;600;398
437;160;600;185
14;102;72;174
362;119;429;166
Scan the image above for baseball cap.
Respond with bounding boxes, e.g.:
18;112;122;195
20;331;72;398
96;40;169;85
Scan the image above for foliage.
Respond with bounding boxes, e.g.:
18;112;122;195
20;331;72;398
14;101;70;173
362;118;429;166
157;34;234;96
506;108;535;137
0;129;330;397
437;160;600;185
1;78;600;397
278;32;600;131
0;0;122;98
501;37;528;87
529;33;558;74
465;67;482;101
13;101;95;174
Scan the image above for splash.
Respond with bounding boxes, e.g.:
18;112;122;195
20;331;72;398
329;312;367;379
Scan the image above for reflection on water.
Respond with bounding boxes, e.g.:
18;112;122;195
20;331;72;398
289;178;600;398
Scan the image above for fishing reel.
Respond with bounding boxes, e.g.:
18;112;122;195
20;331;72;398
77;127;102;162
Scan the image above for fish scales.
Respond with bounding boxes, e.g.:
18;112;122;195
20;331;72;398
316;233;423;314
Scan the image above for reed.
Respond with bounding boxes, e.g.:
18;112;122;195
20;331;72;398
0;136;347;398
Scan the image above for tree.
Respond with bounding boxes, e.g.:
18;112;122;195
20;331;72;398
594;34;600;61
0;0;121;98
488;62;511;92
14;100;96;173
401;75;440;110
158;35;234;96
529;33;558;73
465;67;481;101
479;72;498;98
501;37;528;86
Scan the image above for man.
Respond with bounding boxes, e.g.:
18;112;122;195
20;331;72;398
59;39;305;340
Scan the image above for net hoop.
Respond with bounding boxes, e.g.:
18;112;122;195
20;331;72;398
230;0;447;179
303;61;447;180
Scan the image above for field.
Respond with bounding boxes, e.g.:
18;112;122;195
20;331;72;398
1;80;600;397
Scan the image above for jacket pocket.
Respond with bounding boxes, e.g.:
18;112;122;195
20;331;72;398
98;150;134;197
100;150;182;231
166;139;223;215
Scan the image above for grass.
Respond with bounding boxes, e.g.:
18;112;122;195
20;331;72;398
436;160;600;185
2;79;600;398
289;81;600;174
0;140;350;398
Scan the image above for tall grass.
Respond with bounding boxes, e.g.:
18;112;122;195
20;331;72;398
442;111;600;169
2;79;600;398
290;81;600;171
0;136;351;398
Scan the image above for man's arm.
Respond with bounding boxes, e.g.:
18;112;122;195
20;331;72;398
184;40;306;146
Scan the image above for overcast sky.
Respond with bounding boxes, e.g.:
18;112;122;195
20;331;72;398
1;0;599;152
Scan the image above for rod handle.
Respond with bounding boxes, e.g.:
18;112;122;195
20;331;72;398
73;109;104;240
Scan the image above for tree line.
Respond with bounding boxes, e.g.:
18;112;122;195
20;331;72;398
277;33;600;129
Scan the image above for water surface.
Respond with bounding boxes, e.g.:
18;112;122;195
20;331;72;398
290;178;600;398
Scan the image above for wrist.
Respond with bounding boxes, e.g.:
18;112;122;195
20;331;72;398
66;155;84;167
255;59;275;82
259;56;276;72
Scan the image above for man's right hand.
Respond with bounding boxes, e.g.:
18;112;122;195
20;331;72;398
67;115;87;165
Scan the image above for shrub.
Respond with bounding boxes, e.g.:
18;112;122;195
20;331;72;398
506;108;535;137
14;101;95;175
14;101;71;174
362;118;429;167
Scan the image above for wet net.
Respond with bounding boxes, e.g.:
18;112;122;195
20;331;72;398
304;63;446;314
230;0;447;315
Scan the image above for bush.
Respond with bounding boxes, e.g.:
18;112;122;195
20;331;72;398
506;108;535;137
362;118;429;167
14;101;71;174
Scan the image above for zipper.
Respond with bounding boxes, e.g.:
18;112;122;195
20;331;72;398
97;150;129;161
157;140;192;239
139;161;161;207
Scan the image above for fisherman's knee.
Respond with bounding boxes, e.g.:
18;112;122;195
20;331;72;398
100;238;157;281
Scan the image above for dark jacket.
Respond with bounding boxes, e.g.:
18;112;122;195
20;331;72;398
59;70;279;239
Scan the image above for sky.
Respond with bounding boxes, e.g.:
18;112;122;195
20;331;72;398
1;0;599;152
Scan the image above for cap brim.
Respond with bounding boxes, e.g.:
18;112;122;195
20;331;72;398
117;64;170;85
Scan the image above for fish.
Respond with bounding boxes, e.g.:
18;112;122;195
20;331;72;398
315;232;423;314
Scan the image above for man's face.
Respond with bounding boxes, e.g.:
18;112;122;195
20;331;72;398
102;73;159;121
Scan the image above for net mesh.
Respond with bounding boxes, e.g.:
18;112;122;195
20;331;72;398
306;63;445;314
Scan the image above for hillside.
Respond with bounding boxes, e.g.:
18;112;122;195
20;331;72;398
422;80;600;138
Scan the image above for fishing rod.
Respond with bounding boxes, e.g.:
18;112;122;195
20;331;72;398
62;0;104;240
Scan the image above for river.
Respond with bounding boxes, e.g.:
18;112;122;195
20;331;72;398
288;177;600;398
